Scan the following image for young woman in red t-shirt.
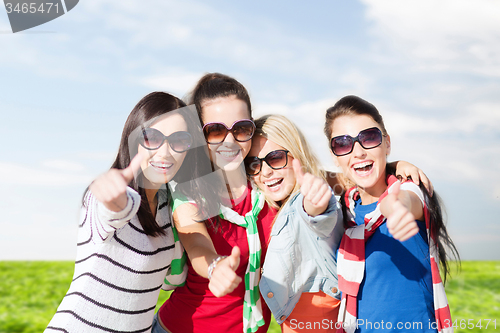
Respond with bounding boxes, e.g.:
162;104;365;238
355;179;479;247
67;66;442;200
154;73;276;333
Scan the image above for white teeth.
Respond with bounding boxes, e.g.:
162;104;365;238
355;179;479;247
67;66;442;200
150;162;173;168
353;161;373;169
218;150;239;157
265;179;281;187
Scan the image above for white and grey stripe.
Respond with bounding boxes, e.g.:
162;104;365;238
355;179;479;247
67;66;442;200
45;188;176;333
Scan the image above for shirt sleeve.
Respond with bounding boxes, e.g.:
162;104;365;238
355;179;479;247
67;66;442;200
295;191;342;238
83;187;141;243
399;181;425;206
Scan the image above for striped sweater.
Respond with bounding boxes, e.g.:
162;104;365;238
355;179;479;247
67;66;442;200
45;187;176;333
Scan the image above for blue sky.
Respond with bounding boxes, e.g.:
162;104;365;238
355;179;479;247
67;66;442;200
0;0;499;260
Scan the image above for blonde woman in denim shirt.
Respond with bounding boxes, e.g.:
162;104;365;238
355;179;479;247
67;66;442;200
244;114;344;333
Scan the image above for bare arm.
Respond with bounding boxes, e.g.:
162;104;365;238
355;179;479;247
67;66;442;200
389;160;433;195
173;203;242;296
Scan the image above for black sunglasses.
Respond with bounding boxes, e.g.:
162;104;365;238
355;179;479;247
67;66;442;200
330;127;384;156
202;119;256;144
244;150;289;176
139;128;193;153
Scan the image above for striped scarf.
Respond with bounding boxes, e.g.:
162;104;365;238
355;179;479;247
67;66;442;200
219;187;266;333
162;186;189;290
336;175;453;333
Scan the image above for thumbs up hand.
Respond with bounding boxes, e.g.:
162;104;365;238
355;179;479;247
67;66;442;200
208;246;243;298
293;159;332;217
381;181;419;242
89;153;144;212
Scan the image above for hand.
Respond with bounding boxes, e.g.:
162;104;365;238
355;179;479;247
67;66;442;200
394;160;433;196
208;246;243;297
382;181;419;242
89;153;143;212
293;159;332;217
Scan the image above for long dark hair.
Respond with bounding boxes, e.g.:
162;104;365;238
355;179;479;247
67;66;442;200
84;92;218;237
328;95;460;282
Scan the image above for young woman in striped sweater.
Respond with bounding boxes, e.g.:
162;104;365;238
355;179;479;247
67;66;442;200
325;95;459;333
45;92;240;333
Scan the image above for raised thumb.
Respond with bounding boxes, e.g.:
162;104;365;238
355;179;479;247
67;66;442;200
228;246;240;271
390;180;401;197
292;159;305;186
122;152;144;183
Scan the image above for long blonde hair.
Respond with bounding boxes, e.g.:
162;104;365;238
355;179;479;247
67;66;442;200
253;114;325;211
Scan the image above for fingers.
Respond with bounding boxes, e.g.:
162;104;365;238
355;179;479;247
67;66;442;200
208;252;242;297
386;200;419;242
300;171;332;217
89;153;144;212
122;152;144;183
89;169;129;212
418;170;434;196
302;177;331;206
292;159;305;186
408;169;420;186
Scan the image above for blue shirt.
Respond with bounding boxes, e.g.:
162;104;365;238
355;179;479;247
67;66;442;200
353;197;436;333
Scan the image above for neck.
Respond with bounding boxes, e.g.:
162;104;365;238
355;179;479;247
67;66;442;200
221;167;248;203
357;174;387;205
143;179;160;217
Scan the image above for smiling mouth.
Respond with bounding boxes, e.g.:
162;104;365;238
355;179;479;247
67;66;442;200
264;178;283;188
353;161;373;173
217;150;240;158
150;161;174;171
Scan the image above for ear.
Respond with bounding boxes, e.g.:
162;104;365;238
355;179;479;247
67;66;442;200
385;134;391;156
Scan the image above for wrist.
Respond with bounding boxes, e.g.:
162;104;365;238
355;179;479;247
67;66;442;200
207;256;227;280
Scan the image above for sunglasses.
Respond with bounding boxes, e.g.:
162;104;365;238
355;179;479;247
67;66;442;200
202;119;256;144
139;128;193;153
330;127;384;156
244;150;289;176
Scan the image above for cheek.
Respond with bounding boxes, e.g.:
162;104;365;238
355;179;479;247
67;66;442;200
137;146;149;172
336;156;351;173
239;141;252;157
282;167;297;194
253;174;264;189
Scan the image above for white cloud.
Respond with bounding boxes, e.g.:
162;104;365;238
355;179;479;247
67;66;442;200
0;162;93;186
42;159;86;172
138;69;204;97
0;219;78;260
362;0;500;76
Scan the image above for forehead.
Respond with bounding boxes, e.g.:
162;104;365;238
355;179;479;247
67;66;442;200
330;114;380;138
249;135;285;158
201;95;250;126
150;112;187;134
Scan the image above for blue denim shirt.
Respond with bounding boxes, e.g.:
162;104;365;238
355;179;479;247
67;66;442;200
259;191;344;324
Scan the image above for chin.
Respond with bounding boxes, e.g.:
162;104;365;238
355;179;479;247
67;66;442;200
215;158;244;172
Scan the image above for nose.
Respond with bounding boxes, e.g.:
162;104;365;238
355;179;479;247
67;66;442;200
260;161;273;177
155;141;173;158
223;131;236;144
351;140;366;158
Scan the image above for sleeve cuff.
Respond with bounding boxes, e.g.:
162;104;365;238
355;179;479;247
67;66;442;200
399;181;425;206
96;187;141;228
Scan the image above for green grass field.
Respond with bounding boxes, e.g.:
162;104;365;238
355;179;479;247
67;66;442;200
0;261;498;333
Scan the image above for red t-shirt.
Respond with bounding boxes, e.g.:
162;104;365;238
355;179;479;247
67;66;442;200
158;183;276;333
